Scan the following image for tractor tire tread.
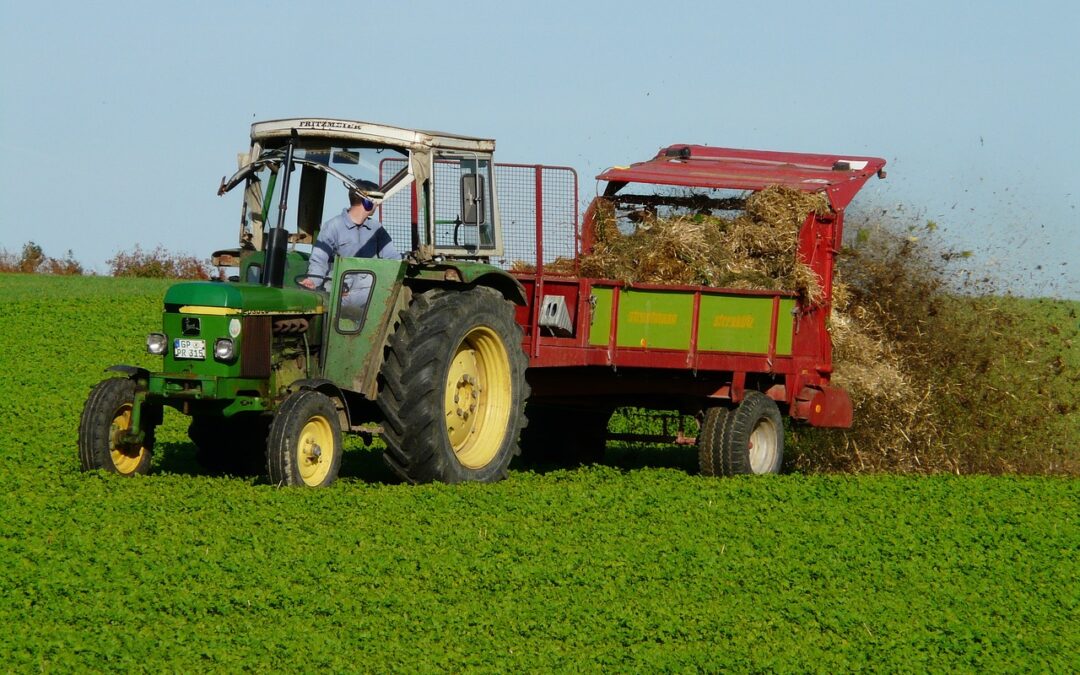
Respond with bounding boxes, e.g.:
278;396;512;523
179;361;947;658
266;390;342;487
377;287;528;484
78;377;154;475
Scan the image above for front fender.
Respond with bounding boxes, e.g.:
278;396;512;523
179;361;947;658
289;378;352;429
106;365;150;381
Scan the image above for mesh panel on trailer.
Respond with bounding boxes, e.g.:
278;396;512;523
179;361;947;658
492;165;577;272
377;160;578;272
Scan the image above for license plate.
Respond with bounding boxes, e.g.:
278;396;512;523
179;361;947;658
174;338;206;360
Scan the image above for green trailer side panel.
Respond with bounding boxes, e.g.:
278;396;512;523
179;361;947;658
588;287;795;355
615;291;694;350
697;295;794;355
775;298;795;356
588;287;614;347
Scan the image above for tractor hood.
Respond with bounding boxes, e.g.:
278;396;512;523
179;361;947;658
163;282;324;314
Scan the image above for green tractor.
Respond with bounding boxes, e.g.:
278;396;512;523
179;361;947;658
79;118;529;486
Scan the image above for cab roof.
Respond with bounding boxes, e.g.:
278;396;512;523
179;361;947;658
597;145;886;211
251;118;496;154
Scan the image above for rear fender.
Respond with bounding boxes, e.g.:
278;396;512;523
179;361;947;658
407;262;527;306
470;270;528;306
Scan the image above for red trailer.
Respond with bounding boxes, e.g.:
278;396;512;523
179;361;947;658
497;145;886;474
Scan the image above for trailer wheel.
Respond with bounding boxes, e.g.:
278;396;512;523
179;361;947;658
378;287;528;484
696;406;730;477
189;414;270;476
266;390;342;487
719;391;784;475
78;378;155;476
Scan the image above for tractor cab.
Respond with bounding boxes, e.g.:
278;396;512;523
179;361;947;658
217;118;505;282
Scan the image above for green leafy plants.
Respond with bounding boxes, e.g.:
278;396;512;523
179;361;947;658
0;274;1076;672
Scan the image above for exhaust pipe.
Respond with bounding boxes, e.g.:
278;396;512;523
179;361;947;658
263;130;297;288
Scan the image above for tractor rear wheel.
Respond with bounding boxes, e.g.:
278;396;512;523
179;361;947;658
266;390;342;487
703;391;784;476
378;287;528;484
78;378;155;476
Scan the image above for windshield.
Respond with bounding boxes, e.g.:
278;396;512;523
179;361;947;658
231;144;411;253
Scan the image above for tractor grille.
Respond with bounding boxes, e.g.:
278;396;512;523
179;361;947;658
240;315;272;378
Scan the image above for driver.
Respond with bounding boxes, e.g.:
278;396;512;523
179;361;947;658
301;179;400;290
301;180;400;319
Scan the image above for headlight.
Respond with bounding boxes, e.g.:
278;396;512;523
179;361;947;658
214;338;236;361
147;333;167;355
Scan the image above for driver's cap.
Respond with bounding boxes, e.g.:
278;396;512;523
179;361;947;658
351;179;384;200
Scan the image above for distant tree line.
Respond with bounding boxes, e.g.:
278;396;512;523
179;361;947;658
0;242;84;275
0;242;212;279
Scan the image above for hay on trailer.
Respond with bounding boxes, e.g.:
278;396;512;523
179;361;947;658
509;258;578;276
576;186;830;302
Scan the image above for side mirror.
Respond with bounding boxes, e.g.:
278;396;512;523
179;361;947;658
460;173;485;226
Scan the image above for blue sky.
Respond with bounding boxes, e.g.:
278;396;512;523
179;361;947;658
1;1;1076;296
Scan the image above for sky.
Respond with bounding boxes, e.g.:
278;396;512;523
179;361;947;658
1;1;1076;297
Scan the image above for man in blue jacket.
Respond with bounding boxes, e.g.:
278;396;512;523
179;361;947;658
300;180;400;318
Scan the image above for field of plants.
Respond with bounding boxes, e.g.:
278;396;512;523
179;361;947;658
1;274;1077;671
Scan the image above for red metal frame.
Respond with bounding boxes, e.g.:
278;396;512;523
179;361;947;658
506;144;885;427
595;145;885;211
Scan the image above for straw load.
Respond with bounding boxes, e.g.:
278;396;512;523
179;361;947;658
578;186;830;303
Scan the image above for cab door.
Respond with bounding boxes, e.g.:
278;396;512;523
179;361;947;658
321;258;408;396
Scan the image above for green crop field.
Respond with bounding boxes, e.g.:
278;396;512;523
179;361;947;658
1;274;1077;671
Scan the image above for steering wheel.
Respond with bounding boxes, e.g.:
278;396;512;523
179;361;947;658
295;274;331;291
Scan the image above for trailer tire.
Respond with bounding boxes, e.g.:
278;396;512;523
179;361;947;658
697;405;730;477
266;390;342;487
78;378;155;476
378;287;528;484
521;404;610;465
720;391;784;475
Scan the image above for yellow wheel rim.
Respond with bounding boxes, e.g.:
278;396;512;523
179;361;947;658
443;326;512;469
296;415;334;486
108;404;148;475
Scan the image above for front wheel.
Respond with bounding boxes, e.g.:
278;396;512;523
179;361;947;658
78;378;155;476
378;287;528;484
266;390;343;487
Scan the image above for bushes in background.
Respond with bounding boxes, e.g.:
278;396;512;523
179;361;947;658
0;241;84;275
0;241;212;279
106;245;212;279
